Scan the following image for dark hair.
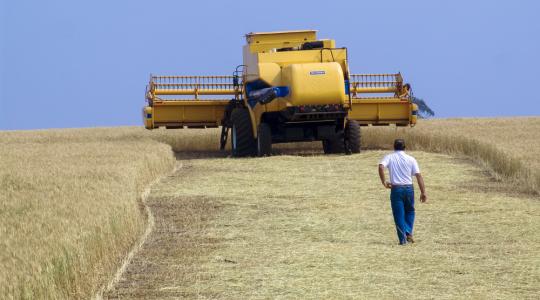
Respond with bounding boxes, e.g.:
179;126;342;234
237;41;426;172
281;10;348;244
394;139;406;151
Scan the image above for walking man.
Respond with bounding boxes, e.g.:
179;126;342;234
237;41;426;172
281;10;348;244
378;139;427;245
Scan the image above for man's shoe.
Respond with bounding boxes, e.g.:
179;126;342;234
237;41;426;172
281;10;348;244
406;234;415;243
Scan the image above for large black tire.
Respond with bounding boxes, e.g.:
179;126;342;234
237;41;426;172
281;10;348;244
345;120;361;154
231;108;256;157
257;122;272;157
322;131;345;154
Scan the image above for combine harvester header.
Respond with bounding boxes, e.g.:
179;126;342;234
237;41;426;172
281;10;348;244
144;30;417;156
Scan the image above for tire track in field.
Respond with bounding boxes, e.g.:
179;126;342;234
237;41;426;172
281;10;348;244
103;161;223;299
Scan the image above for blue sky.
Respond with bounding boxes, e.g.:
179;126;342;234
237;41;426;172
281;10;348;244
1;0;539;130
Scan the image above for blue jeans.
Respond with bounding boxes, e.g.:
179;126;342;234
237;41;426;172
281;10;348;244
390;185;415;244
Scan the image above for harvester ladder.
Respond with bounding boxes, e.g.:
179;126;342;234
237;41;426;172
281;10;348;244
220;65;247;150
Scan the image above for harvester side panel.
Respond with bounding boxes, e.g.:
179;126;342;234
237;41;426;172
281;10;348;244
244;48;348;83
348;99;412;125
149;100;229;128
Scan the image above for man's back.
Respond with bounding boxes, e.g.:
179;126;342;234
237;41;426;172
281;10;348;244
380;151;420;185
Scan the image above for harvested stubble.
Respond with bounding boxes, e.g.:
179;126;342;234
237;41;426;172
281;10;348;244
107;151;540;299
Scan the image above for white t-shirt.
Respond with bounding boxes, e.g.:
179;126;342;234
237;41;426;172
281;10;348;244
379;151;420;185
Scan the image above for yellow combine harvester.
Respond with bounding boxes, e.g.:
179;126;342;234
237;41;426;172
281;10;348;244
144;30;417;157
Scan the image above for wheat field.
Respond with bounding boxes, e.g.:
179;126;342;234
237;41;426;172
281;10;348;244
1;117;539;299
0;128;176;298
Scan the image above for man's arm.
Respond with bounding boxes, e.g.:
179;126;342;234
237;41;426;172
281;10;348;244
415;173;427;202
378;164;392;189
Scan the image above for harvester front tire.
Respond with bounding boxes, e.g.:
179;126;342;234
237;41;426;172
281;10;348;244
322;132;345;154
345;120;361;154
257;123;272;157
231;108;256;157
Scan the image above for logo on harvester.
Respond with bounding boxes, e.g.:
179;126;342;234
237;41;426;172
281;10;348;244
309;70;326;75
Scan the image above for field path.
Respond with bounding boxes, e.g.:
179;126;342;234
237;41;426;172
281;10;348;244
105;151;540;299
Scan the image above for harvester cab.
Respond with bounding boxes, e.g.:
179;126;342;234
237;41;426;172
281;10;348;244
144;30;418;157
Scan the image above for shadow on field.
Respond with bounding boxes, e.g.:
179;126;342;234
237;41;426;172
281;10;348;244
174;151;228;160
173;148;330;160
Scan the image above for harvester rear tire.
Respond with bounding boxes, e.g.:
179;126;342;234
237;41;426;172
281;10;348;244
322;132;345;154
257;123;272;157
231;108;256;157
345;120;361;154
